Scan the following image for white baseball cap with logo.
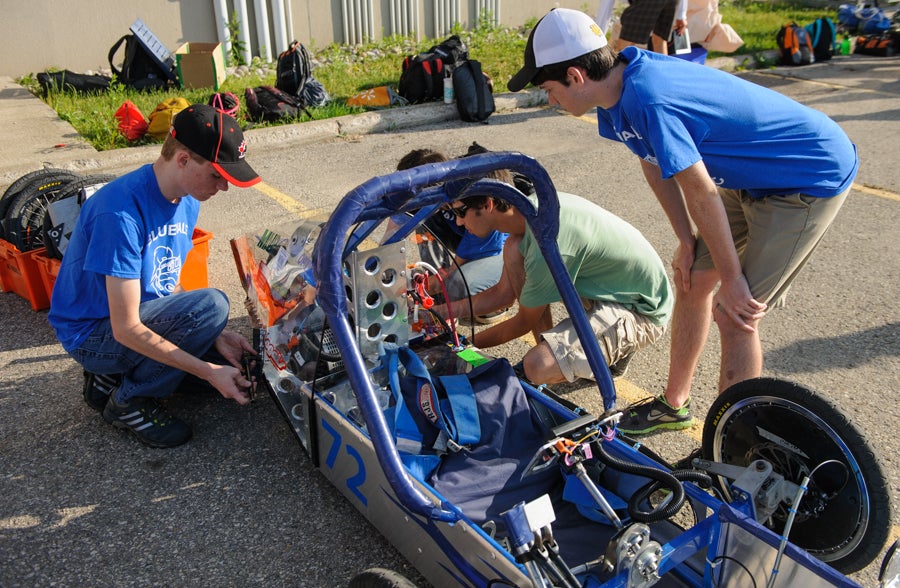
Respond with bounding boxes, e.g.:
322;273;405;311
507;8;608;92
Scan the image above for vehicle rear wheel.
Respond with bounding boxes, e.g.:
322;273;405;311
0;169;79;241
701;377;891;574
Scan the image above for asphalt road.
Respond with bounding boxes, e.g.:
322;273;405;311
2;56;898;587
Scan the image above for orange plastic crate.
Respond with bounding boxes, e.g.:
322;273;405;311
4;229;211;309
0;239;50;311
32;248;61;303
180;228;212;291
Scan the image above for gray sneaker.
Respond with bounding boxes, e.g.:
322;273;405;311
618;395;693;435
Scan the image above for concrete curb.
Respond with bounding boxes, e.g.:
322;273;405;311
243;90;549;151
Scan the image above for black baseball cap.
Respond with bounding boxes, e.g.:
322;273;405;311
170;103;261;188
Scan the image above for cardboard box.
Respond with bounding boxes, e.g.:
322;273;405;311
175;43;226;90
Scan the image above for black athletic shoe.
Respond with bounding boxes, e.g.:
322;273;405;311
102;396;192;448
82;371;122;411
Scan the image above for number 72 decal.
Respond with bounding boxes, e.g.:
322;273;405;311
320;418;367;506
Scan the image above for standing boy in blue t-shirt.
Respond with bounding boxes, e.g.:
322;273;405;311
508;8;856;434
49;104;261;448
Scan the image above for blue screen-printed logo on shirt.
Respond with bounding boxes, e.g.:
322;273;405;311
151;245;182;295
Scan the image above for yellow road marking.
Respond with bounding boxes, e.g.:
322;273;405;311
853;182;900;202
253;181;307;214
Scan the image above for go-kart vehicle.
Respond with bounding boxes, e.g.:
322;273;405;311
231;152;894;587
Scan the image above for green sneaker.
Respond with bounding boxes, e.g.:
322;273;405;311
618;395;693;435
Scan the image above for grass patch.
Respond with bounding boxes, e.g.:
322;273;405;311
17;2;838;151
716;1;836;56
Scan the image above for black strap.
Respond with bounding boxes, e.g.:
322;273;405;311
108;35;129;78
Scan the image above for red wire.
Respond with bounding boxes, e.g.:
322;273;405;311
424;269;460;348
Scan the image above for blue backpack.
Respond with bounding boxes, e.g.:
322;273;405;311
838;3;892;34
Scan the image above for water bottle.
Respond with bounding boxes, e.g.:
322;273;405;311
443;70;454;104
841;35;851;55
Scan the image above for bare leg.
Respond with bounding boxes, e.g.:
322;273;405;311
714;306;763;391
663;268;719;408
523;341;566;384
504;236;561;381
650;32;668;54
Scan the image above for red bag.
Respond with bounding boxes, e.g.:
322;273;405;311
114;100;148;141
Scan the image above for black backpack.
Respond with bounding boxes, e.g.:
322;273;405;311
453;59;495;123
805;17;836;62
398;35;469;104
108;34;174;90
37;70;111;95
776;22;815;66
399;52;446;103
244;86;312;122
429;35;469;70
276;41;313;99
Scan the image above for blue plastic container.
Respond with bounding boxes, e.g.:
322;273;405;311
673;46;708;64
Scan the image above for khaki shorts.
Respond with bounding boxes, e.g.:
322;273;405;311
694;188;849;307
541;300;667;382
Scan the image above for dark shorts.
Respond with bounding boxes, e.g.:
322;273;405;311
619;0;678;43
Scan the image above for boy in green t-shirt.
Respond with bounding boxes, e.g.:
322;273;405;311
438;189;673;393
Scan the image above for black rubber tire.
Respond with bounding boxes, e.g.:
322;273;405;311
4;173;99;251
348;568;418;588
702;377;892;574
39;174;116;258
0;169;80;235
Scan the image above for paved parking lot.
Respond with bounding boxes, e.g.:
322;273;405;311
1;54;898;586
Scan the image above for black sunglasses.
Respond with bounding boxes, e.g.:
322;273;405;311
448;202;474;218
